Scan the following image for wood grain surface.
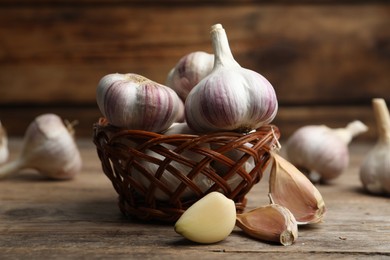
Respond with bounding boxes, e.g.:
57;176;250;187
0;138;389;259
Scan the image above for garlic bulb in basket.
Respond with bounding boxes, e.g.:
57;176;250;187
166;51;214;101
184;24;278;133
133;122;212;201
96;73;184;133
360;98;390;195
284;120;368;183
0;114;82;180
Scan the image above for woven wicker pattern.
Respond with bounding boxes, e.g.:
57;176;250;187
93;118;280;222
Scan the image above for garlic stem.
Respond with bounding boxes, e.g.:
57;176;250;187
210;24;240;69
0;157;26;179
333;120;368;144
373;98;390;143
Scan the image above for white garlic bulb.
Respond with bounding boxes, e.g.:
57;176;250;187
96;73;184;133
184;24;278;133
360;98;390;195
166;51;214;101
0;114;82;180
0;121;9;164
284;120;368;183
133;122;212;201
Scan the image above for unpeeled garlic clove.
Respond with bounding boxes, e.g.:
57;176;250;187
284;120;368;182
360;98;390;195
269;152;326;224
96;73;184;133
174;191;236;244
236;202;298;246
0;121;9;164
166;51;214;101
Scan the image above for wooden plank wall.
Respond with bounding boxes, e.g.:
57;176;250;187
0;0;389;140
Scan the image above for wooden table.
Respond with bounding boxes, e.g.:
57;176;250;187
1;138;389;259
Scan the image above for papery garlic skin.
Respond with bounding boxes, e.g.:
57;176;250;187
0;114;82;180
360;98;390;195
284;120;368;182
166;51;214;101
269;152;326;224
0;121;9;164
174;192;236;244
185;24;278;133
236;203;298;246
97;73;184;133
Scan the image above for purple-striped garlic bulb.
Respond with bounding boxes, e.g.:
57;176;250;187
96;73;184;133
184;24;278;133
166;51;214;101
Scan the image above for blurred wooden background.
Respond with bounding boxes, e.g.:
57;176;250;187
0;0;389;140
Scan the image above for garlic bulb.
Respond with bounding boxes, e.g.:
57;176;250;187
166;51;214;101
0;121;9;164
96;73;184;133
133;122;212;201
210;142;255;191
360;98;390;195
0;114;82;180
284;120;368;182
184;24;278;133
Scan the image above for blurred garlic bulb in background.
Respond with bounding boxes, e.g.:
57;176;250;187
0;121;9;164
166;51;214;101
0;114;82;180
360;98;390;196
284;120;368;183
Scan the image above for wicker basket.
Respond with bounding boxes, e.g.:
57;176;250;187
93;118;280;222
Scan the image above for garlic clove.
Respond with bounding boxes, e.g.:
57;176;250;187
268;152;326;224
0;121;9;164
360;98;390;195
184;24;278;133
96;73;185;133
166;51;214;101
174;191;236;244
236;202;298;246
0;114;82;180
284;120;368;182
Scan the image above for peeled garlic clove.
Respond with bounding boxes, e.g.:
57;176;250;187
236;203;298;246
185;24;278;133
284;120;368;182
166;51;214;101
0;114;82;180
0;121;9;164
174;191;236;244
360;98;390;195
96;73;184;133
269;152;326;224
